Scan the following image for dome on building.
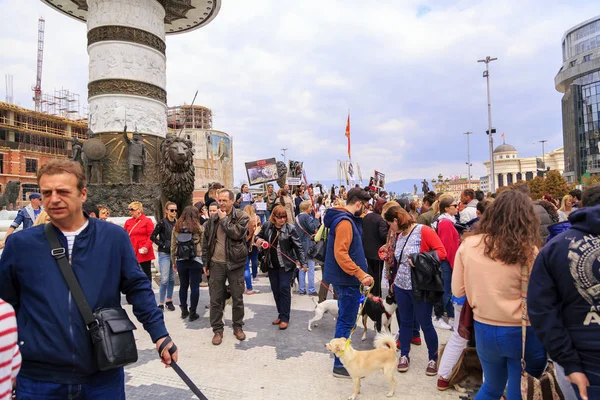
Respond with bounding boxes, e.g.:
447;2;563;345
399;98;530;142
493;143;517;153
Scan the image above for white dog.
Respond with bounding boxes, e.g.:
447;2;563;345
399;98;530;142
307;299;338;331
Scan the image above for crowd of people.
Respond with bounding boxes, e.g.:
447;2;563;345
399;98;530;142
0;158;598;400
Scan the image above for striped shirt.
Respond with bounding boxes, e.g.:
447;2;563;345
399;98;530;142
0;299;20;400
63;221;89;258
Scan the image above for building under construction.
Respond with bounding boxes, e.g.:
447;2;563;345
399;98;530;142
167;105;213;130
0;100;87;207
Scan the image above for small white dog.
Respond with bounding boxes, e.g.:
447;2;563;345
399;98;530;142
307;299;338;331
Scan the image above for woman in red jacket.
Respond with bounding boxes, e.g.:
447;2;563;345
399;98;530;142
435;197;460;327
383;206;447;376
124;201;155;280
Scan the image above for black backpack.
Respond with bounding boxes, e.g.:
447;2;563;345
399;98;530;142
176;230;196;260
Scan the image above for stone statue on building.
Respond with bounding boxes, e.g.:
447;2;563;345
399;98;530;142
414;184;418;195
217;137;228;160
421;179;430;194
123;125;146;184
82;128;105;184
71;137;83;165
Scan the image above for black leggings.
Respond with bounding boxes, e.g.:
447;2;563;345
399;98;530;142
139;261;152;280
177;260;202;312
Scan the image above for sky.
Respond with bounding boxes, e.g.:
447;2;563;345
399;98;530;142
1;0;598;185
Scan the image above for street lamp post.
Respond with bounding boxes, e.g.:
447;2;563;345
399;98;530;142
464;131;473;187
281;148;288;164
539;140;547;170
478;56;498;193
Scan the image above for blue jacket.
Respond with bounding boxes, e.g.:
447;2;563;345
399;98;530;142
546;221;572;244
323;208;368;286
10;205;41;231
295;213;320;259
0;217;168;384
528;205;600;380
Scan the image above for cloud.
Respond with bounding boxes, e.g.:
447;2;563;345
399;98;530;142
1;0;597;187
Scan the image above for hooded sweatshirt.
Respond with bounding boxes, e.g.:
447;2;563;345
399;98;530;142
528;205;600;383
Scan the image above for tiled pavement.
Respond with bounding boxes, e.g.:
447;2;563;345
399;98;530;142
124;270;464;400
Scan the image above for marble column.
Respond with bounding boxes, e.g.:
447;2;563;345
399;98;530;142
86;0;167;137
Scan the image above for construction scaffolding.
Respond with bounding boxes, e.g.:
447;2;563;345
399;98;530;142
167;104;213;130
40;89;84;121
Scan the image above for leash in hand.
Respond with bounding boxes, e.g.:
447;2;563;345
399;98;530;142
158;337;208;400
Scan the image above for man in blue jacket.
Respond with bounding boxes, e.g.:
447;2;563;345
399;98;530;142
529;184;600;400
324;187;373;378
0;193;43;248
0;159;177;398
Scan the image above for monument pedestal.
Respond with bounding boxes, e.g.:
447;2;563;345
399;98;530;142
86;183;161;217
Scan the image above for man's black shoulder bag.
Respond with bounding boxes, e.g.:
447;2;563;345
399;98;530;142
44;223;138;371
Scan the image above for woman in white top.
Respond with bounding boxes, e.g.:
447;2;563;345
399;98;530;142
558;194;573;222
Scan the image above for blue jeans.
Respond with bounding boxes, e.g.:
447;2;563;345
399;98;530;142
474;320;547;400
298;259;316;294
394;305;421;339
441;261;454;318
257;213;266;225
394;286;438;361
16;369;125;399
158;252;175;304
332;284;361;368
268;267;295;322
244;247;259;290
177;260;202;312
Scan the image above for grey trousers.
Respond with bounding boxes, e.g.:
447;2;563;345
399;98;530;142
208;261;245;333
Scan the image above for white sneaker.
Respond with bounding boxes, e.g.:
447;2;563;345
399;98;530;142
432;318;452;330
448;318;455;328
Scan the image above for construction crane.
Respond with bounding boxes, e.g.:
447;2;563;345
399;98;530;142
32;17;45;112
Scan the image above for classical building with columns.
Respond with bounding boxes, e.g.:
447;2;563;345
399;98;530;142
483;143;565;189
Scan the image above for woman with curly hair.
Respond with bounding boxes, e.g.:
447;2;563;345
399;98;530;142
452;190;547;399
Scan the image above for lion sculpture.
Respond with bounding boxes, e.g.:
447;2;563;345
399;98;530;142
0;181;21;210
155;134;195;220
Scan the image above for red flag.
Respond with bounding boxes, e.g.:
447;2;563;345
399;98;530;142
345;114;351;159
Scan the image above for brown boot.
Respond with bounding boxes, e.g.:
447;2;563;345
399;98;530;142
212;332;223;346
272;318;281;325
233;328;246;341
279;321;288;330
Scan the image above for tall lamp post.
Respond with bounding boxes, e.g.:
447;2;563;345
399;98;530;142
464;131;473;187
539;140;547;169
281;148;288;164
478;56;498;193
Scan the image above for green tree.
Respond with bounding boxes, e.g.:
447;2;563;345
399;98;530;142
544;170;570;199
583;174;600;188
528;176;545;200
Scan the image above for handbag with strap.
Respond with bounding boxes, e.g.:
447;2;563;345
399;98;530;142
520;263;565;400
259;227;280;273
44;223;138;371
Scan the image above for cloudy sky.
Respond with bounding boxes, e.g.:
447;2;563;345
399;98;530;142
1;0;598;184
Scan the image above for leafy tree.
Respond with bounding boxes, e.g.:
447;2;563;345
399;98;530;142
527;176;545;200
544;170;570;199
583;174;600;188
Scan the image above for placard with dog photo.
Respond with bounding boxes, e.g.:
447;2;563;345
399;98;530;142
374;170;386;189
287;160;304;186
245;158;279;186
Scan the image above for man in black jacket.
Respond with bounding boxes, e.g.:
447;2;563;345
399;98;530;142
202;189;249;345
151;201;177;311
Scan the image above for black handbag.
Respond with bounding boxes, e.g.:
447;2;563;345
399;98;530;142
307;239;326;262
44;223;138;371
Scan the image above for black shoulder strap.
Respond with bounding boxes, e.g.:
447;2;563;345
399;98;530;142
44;223;97;327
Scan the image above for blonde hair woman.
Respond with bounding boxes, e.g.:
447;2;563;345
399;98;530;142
98;206;111;221
33;210;51;226
243;204;261;294
558;194;573;222
123;201;155;280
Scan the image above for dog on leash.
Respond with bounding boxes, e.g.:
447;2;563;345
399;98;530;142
360;292;398;341
325;333;397;400
307;298;338;331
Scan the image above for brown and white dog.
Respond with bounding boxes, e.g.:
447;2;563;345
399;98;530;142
325;333;397;400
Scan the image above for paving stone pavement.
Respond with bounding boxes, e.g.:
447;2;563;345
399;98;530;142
124;271;465;400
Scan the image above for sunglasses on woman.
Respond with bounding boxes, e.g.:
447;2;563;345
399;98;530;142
168;209;177;213
128;208;137;211
274;214;287;219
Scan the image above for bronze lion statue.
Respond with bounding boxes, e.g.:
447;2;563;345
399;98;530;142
0;181;21;210
155;134;195;220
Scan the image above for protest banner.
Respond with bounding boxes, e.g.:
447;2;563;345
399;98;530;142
374;170;386;188
245;158;279;186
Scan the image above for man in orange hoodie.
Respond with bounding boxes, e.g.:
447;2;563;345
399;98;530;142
323;187;374;378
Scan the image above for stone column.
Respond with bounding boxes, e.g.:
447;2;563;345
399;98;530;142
86;0;167;137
